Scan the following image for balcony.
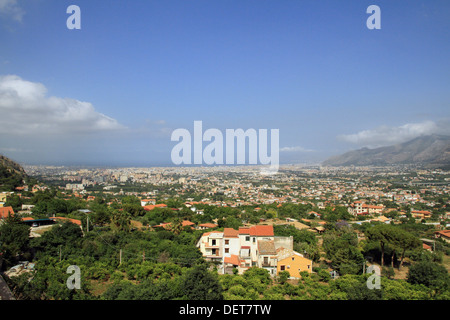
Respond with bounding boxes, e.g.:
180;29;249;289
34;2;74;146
261;262;276;268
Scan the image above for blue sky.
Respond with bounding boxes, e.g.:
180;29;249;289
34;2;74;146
1;0;449;166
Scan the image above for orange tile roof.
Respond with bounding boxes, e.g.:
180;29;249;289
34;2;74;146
238;225;274;236
224;228;240;238
50;217;82;226
435;230;450;237
411;210;431;214
199;223;218;228
248;225;274;236
224;255;240;266
143;204;167;211
0;206;14;219
238;227;250;234
154;220;195;229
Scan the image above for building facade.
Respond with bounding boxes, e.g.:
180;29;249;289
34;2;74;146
197;225;311;277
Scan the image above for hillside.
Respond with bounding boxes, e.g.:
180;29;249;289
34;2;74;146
323;135;450;168
0;155;27;191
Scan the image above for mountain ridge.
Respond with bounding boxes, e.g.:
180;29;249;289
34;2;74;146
0;154;28;191
322;134;450;169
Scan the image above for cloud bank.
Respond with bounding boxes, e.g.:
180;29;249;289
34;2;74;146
0;75;125;136
280;146;314;152
0;0;24;22
338;120;450;148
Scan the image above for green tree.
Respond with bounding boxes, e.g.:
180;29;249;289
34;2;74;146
0;213;30;269
179;264;223;300
243;267;272;285
111;210;131;232
4;194;23;212
169;218;184;235
90;206;111;227
392;228;421;269
365;224;396;267
323;225;363;275
407;260;450;295
278;270;290;284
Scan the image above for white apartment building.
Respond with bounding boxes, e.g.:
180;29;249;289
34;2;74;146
197;225;293;276
348;201;384;216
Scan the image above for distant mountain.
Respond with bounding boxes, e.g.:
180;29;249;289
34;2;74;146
322;135;450;168
0;154;27;191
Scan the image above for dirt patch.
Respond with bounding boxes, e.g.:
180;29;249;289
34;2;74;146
131;220;145;230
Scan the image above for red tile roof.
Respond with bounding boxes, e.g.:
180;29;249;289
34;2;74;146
238;227;250;234
238;225;274;236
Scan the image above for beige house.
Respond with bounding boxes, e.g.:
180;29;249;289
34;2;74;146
435;230;450;243
411;210;432;220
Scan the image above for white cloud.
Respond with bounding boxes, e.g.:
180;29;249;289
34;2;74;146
338;120;450;148
0;75;126;136
280;146;314;152
0;0;24;22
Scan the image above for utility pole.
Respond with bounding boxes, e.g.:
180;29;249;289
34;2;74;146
59;246;62;262
119;249;122;265
86;216;89;233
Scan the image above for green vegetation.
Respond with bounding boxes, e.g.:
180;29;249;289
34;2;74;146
1;164;449;301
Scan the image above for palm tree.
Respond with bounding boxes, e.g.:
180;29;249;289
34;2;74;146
111;210;131;232
169;218;184;235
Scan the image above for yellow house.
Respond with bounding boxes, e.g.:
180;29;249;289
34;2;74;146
276;247;313;278
0;192;9;207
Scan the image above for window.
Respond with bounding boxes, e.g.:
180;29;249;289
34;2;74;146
225;248;229;253
292;257;295;261
225;239;229;245
245;236;250;242
212;239;216;246
253;237;256;243
280;265;285;271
